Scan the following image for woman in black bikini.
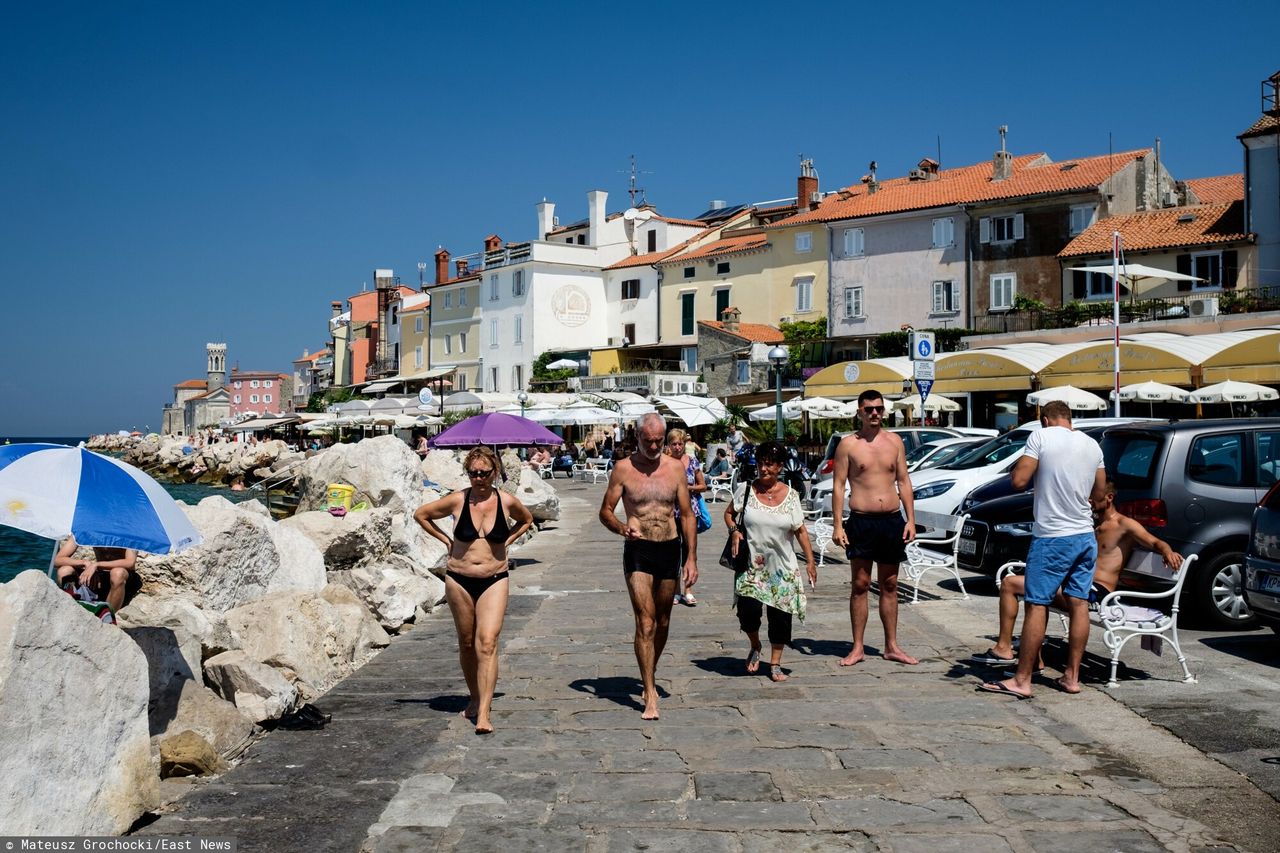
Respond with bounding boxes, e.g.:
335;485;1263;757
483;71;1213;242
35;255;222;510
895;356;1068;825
414;446;534;734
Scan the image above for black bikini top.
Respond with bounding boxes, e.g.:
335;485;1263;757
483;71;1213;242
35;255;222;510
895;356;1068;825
454;488;511;544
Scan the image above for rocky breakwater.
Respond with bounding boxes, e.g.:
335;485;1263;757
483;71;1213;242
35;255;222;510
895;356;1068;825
0;436;454;835
89;433;306;488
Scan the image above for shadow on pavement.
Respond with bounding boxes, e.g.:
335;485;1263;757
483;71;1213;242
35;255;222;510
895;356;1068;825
790;638;858;658
690;655;748;676
1199;632;1280;666
568;676;667;710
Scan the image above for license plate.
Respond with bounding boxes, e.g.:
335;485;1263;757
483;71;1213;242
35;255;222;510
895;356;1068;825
959;539;978;555
1262;574;1280;594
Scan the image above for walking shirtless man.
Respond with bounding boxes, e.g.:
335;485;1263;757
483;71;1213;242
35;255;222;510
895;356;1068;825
830;389;918;666
599;412;698;719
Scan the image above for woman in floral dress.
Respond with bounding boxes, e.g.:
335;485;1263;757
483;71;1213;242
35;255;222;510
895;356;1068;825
724;440;817;681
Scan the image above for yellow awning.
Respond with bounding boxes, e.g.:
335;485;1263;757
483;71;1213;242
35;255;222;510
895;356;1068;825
804;358;911;399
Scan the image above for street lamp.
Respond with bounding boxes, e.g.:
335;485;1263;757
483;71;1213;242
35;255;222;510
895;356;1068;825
517;390;529;419
767;345;789;442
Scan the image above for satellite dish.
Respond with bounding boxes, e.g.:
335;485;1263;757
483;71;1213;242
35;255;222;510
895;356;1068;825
622;208;639;221
417;387;434;410
633;209;653;222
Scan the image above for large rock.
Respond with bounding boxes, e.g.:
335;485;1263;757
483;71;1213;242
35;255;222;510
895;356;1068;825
295;435;425;514
159;730;226;778
223;585;390;699
158;679;256;758
204;650;300;722
388;503;449;577
503;465;561;522
279;508;394;571
421;448;468;492
266;521;327;594
330;556;445;630
0;571;158;835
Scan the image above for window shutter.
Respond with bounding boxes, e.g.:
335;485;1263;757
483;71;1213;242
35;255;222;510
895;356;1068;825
1222;250;1239;290
1176;254;1193;292
932;282;943;313
950;280;961;312
1013;213;1024;240
980;217;991;244
1072;270;1087;300
932;219;942;247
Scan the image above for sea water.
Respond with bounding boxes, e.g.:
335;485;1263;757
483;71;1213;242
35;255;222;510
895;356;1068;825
0;437;259;584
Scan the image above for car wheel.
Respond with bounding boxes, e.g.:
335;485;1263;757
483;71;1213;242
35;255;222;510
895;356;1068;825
1189;552;1257;630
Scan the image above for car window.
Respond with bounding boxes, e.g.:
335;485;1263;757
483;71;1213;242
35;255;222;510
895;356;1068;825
919;430;954;445
905;444;933;465
929;442;978;467
945;430;1031;470
1103;433;1162;488
1256;431;1280;488
1188;433;1244;487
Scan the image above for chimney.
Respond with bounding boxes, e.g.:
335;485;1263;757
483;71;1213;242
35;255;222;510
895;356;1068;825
722;306;741;334
434;248;450;284
331;300;342;318
536;199;556;239
587;190;607;246
919;157;940;179
302;348;309;358
797;157;819;210
992;125;1013;181
484;234;502;253
862;161;880;195
455;258;470;278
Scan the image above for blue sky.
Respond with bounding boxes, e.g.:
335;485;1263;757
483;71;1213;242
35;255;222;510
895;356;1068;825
0;1;1272;436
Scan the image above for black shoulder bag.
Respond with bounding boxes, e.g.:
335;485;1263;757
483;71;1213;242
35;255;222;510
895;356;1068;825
718;485;751;572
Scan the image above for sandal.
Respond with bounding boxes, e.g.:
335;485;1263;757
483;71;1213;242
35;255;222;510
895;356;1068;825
746;648;761;673
682;592;698;606
769;664;788;682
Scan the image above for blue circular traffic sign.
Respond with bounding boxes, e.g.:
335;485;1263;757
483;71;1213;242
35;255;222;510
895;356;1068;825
917;339;932;357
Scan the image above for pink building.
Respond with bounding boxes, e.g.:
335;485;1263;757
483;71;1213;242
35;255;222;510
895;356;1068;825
228;370;292;418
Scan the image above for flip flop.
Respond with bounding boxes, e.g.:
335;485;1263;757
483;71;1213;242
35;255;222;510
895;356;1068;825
682;593;698;607
977;681;1032;701
769;664;788;682
746;648;761;674
970;648;1017;666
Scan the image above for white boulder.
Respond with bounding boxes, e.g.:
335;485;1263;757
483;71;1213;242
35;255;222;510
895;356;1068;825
279;508;394;571
0;571;158;835
295;435;425;514
204;650;300;722
331;556;445;630
421;448;468;492
504;465;561;522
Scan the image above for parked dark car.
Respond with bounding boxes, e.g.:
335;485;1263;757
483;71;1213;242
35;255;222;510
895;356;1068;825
958;418;1280;630
1244;482;1280;634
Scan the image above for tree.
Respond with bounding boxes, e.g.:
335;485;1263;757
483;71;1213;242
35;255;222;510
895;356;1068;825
780;317;828;374
305;386;355;412
531;351;578;386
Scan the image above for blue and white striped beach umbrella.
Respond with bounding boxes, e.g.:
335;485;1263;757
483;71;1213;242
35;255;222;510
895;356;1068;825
0;443;201;554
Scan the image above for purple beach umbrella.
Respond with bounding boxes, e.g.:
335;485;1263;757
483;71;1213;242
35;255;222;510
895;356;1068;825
429;412;564;448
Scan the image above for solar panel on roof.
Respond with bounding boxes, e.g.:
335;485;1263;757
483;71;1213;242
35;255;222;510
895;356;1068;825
694;203;748;221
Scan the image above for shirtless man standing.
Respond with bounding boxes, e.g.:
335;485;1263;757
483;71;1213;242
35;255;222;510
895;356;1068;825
599;412;698;719
974;479;1183;690
830;389;918;666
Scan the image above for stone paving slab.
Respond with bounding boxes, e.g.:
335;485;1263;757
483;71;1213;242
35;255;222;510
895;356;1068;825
133;481;1274;851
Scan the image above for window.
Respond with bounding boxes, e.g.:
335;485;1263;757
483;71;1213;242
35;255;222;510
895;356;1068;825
459;332;467;352
981;213;1024;243
1192;252;1222;289
233;381;241;390
250;380;260;388
932;217;954;248
621;278;640;300
512;269;524;297
490;367;499;392
249;394;259;404
264;379;272;388
513;366;523;391
795;275;814;313
414;316;424;333
489;275;498;301
1257;431;1280;487
681;346;697;373
623;323;635;344
716;261;730;275
990;273;1016;310
489;318;498;347
647;230;657;252
263;394;272;403
513;315;523;344
456;373;467;391
932;280;961;313
233;395;241;404
414;346;423;368
715;288;730;320
1071;266;1114;300
390;306;399;325
459;289;467;307
683;267;695;279
1189;433;1244;487
735;359;750;385
444;335;452;355
444;292;452;308
576;234;586;245
795;231;812;253
843;286;864;319
843;227;864;257
681;292;695;336
1069;204;1097;235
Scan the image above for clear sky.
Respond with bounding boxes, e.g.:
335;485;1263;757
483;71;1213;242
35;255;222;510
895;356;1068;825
1;1;1272;436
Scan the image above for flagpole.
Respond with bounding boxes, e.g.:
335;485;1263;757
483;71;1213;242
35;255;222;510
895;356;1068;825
1113;231;1122;417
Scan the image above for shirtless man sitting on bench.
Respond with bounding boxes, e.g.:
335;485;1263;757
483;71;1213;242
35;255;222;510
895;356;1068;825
972;479;1182;680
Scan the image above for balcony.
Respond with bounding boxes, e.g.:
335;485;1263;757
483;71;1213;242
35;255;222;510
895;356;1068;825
483;242;533;269
365;357;400;380
972;287;1280;334
576;371;704;396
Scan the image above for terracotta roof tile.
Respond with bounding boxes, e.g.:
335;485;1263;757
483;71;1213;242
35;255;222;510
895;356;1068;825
173;379;207;389
772;150;1149;227
606;248;683;270
296;349;330;363
1059;201;1250;258
1239;114;1280;139
699;320;786;344
1186;174;1244;203
656;233;770;264
650;214;707;228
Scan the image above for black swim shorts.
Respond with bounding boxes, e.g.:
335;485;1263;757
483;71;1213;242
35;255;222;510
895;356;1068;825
844;510;908;565
623;538;682;581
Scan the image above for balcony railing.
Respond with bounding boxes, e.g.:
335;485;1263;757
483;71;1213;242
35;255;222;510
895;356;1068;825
483;242;532;269
972;287;1280;334
365;357;400;379
577;371;703;395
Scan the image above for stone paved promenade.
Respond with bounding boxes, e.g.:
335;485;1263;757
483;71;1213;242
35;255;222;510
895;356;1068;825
138;479;1278;852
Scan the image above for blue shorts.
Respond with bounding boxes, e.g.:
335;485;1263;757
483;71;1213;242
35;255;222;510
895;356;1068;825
1023;533;1097;606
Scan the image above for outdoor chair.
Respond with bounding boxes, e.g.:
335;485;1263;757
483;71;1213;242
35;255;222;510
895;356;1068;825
995;552;1198;688
708;470;736;503
804;508;835;568
903;511;971;603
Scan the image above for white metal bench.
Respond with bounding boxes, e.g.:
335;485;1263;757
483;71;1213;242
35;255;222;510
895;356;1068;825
903;511;971;602
708;470;736;503
804;508;836;568
996;552;1198;688
580;457;612;484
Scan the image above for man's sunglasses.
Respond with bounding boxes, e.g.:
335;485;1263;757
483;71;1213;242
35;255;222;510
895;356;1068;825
467;469;494;477
861;405;886;414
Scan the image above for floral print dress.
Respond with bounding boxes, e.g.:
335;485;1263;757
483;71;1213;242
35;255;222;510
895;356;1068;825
732;483;807;620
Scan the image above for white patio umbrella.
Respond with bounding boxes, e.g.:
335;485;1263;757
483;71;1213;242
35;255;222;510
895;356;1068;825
655;395;729;427
1188;380;1279;404
539;406;621;426
893;393;961;413
792;396;848;417
748;401;803;421
546;358;580;371
1067;262;1202;297
1026;385;1109;411
1111;381;1191;403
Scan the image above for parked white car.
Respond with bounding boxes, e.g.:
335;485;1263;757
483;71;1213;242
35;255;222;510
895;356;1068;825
905;437;987;473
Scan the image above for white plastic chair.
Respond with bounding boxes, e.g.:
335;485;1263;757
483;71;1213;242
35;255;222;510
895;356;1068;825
903;511;970;602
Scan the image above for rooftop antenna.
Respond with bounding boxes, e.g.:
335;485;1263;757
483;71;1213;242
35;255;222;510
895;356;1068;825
620;154;653;206
799;154;817;180
417;261;426;287
937;134;942;169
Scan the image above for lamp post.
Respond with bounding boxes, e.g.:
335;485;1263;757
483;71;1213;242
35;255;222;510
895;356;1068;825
517;390;529;419
768;345;788;442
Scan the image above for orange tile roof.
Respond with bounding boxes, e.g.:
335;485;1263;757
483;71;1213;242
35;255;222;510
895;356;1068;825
1239;114;1280;139
1186;174;1244;203
173;379;207;390
650;214;707;228
1059;201;1249;258
606;248;683;270
699;319;786;344
656;232;770;264
773;150;1148;226
295;349;329;363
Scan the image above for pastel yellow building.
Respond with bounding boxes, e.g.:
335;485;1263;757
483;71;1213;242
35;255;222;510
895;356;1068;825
426;250;482;392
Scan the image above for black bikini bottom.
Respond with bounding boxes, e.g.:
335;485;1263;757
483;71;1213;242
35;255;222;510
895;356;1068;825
447;570;510;601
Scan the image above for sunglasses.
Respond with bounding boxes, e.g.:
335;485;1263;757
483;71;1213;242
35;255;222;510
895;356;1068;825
467;469;494;478
862;405;886;414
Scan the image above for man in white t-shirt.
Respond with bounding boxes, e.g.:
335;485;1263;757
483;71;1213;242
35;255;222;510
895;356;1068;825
981;400;1106;700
